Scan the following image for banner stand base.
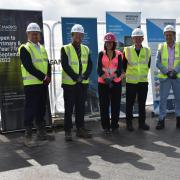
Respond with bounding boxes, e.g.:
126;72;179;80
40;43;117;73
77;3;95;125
0;126;53;134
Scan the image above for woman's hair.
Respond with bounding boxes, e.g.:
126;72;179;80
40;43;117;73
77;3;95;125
104;42;117;51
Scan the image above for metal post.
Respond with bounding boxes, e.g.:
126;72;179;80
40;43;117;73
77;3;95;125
43;22;55;115
51;21;61;116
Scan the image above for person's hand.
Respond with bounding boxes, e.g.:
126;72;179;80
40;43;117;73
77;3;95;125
112;73;117;79
120;72;125;80
108;81;113;88
105;78;114;88
81;74;87;80
167;71;173;78
171;70;177;79
167;71;177;79
77;75;83;83
101;74;107;80
104;78;111;85
43;75;51;85
104;78;113;88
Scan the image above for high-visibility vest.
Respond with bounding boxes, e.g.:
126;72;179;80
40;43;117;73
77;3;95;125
62;43;89;85
98;50;122;84
157;42;180;79
124;46;151;84
18;42;48;86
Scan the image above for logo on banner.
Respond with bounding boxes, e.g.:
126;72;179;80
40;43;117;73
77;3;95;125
0;25;17;32
125;15;139;24
163;22;175;27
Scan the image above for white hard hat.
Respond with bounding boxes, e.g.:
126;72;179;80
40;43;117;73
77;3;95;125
26;23;41;32
71;24;84;34
131;28;144;37
163;25;176;33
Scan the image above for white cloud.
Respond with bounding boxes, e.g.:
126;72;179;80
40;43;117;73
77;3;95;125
1;0;180;22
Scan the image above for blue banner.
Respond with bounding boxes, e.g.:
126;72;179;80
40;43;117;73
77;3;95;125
106;12;141;49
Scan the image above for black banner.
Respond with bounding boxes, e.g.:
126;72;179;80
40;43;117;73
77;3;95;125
0;9;51;132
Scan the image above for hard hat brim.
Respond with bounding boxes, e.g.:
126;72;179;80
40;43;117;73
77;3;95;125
131;35;144;37
71;31;84;34
164;30;176;33
26;30;41;32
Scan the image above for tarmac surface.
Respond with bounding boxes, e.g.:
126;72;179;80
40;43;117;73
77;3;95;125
0;108;180;180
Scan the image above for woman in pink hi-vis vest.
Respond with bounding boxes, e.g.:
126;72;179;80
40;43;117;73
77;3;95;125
97;32;125;134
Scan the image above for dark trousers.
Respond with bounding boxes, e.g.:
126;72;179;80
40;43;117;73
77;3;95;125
63;83;87;131
24;84;48;129
98;82;122;130
126;82;148;126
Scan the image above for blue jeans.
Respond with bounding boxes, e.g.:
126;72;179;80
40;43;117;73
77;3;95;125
159;78;180;120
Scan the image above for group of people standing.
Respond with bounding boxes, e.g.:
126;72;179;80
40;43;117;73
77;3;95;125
19;22;180;146
98;28;151;133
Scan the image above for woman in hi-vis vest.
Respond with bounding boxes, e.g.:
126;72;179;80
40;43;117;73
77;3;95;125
97;32;124;134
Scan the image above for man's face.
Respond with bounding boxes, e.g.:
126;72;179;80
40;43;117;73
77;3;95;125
164;31;175;45
132;36;144;47
27;32;41;44
72;32;84;44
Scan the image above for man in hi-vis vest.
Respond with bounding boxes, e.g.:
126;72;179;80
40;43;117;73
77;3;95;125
61;24;92;141
123;28;151;132
19;23;54;147
156;25;180;130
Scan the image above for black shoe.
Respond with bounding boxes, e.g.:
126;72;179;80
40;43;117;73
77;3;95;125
37;129;55;141
139;123;150;131
24;128;38;147
25;127;32;138
156;120;165;130
176;117;180;128
24;137;38;147
76;128;92;138
126;120;134;132
65;131;72;141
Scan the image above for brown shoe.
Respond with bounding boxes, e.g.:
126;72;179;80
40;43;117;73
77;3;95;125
76;128;92;138
37;129;55;141
24;136;38;147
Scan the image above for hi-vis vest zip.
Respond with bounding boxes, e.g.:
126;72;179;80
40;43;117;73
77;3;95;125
157;42;180;79
62;43;89;85
98;50;122;84
124;46;151;84
18;42;48;86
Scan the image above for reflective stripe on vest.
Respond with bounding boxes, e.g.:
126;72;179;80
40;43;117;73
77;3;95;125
98;50;122;84
158;42;180;79
18;42;48;86
62;43;89;85
124;46;150;84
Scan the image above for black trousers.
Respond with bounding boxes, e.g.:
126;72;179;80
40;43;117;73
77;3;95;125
63;83;88;131
98;82;122;130
126;82;148;126
24;84;48;129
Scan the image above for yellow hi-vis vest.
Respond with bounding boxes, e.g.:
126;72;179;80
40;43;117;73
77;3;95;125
158;42;180;79
124;46;151;84
62;43;89;85
18;42;48;86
